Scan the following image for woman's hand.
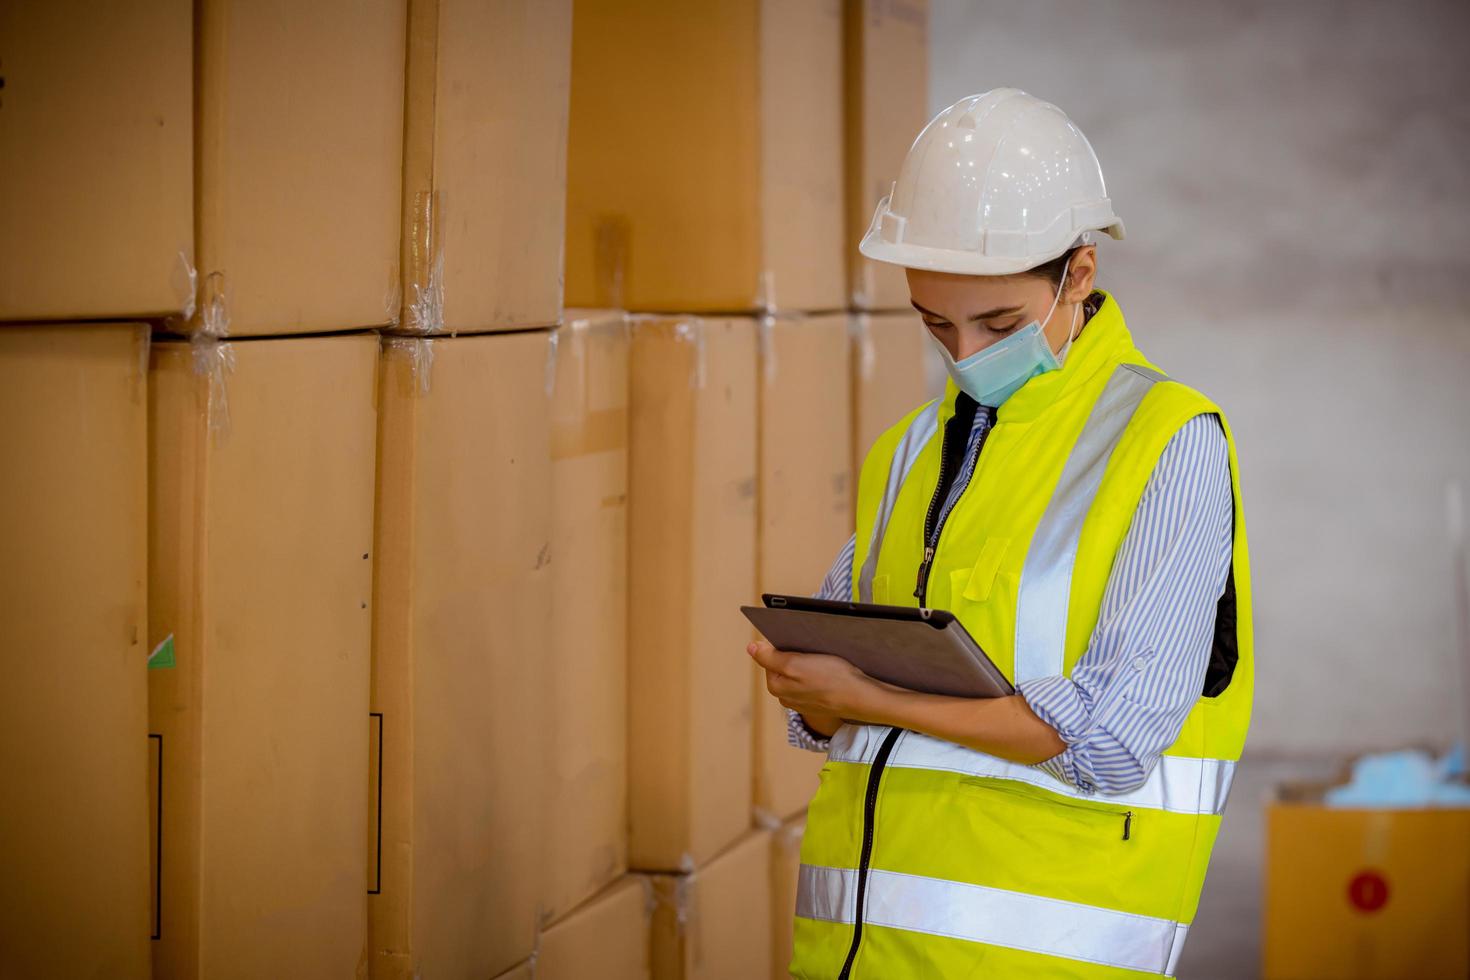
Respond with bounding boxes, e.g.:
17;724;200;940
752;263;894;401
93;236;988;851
746;639;875;720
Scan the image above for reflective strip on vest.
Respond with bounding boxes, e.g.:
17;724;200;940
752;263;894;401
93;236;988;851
1013;362;1167;683
827;725;1235;816
797;863;1190;976
858;400;941;603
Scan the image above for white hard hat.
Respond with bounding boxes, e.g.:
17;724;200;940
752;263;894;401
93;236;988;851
859;88;1125;277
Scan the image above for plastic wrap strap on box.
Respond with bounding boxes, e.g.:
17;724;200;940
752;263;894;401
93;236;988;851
650;853;703;967
384;336;435;396
190;336;236;438
848;312;878;383
671;317;707;390
196;269;231;339
757;268;778;315
404;189;445;334
751;806;784;832
174;250;198;324
545;328;560;399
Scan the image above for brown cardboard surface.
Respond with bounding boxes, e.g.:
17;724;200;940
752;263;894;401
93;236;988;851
489;962;534;980
566;0;843;313
770;815;806;980
537;876;653;980
0;325;150;978
398;0;571;333
148;333;378;979
194;0;405;335
1263;796;1470;978
850;310;939;490
627;316;757;871
545;311;631;920
843;0;928;310
754;314;851;820
648;829;774;979
371;331;553;979
0;3;192;320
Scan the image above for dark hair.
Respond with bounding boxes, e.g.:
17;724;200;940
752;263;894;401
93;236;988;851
1025;245;1084;290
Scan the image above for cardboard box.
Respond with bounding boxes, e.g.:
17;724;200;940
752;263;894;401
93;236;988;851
537;876;653;980
148;333;378;979
193;0;405;335
754;314;851;820
647;829;774;979
371;330;553;979
843;0;928;310
1263;783;1470;979
628;316;757;870
770;815;806;980
545;311;631;919
0;325;150;978
0;3;192;321
490;963;533;980
566;0;843;313
398;0;572;333
850;310;940;488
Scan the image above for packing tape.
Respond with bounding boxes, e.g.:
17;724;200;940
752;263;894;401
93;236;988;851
190;336;236;439
671;318;707;390
384;336;435;396
404;189;445;334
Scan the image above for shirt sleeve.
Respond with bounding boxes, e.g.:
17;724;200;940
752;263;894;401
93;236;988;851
1016;413;1235;795
784;532;858;753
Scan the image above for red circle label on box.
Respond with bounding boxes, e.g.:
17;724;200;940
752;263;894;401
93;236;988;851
1346;870;1389;912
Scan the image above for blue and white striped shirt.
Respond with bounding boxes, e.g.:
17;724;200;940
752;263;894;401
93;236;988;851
786;407;1234;796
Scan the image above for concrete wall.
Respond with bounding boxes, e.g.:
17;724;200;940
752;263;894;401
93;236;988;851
929;0;1470;754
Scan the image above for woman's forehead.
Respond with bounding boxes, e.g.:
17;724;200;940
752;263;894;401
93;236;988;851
906;268;1046;315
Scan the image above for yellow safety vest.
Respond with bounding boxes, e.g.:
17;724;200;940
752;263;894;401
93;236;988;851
792;291;1254;979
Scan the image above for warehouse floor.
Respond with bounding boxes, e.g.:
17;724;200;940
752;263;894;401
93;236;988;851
1175;753;1345;979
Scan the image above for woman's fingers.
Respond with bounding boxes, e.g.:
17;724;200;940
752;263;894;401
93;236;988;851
746;639;793;675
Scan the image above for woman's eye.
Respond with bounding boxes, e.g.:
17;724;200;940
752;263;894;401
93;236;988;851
985;321;1021;335
923;320;950;330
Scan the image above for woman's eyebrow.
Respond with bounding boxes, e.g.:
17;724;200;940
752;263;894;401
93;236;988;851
910;300;1024;321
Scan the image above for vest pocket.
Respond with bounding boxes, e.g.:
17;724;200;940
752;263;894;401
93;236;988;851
871;573;890;604
957;775;1136;841
951;536;1011;604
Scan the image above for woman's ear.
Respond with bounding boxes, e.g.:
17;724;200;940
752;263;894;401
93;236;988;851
1062;245;1098;303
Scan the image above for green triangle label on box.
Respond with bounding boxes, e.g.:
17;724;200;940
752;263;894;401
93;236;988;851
148;634;176;670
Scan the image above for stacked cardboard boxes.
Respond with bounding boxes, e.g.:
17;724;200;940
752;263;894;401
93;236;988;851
545;311;632;922
754;314;852;823
0;2;192;321
843;0;930;312
646;829;775;980
370;332;554;978
626;316;759;872
0;326;152;979
149;335;380;978
366;1;574;974
771;815;808;979
566;0;844;313
398;0;572;332
536;876;654;980
842;0;941;491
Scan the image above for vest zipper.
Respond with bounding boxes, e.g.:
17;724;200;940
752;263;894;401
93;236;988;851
963;775;1139;841
836;726;902;980
914;403;987;604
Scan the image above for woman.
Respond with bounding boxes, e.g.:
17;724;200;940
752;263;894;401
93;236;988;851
749;89;1253;978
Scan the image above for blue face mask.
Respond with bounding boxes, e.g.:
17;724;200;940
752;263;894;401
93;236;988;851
925;257;1080;407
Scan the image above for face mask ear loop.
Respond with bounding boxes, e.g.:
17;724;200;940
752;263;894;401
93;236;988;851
1042;250;1078;363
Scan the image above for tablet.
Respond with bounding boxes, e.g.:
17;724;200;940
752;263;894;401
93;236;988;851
741;593;1015;699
